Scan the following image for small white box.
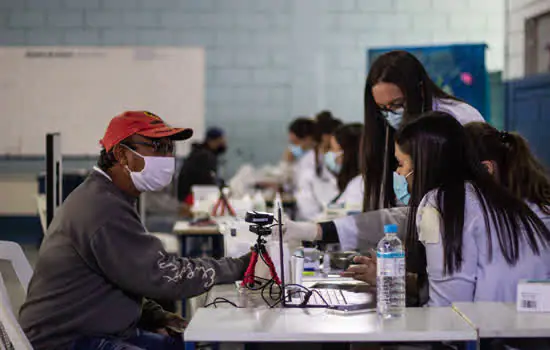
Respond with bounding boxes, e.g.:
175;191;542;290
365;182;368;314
517;280;550;312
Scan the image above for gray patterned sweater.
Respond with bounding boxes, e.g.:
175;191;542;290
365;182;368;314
19;171;248;350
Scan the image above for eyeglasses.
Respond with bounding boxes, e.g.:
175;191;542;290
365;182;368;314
378;103;405;113
129;140;174;155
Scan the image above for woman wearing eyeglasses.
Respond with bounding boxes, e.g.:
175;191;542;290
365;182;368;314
363;50;485;211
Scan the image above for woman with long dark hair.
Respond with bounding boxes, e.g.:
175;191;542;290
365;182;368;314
346;112;550;306
362;51;484;211
324;123;364;206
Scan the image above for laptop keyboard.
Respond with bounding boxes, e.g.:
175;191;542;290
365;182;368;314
290;288;348;306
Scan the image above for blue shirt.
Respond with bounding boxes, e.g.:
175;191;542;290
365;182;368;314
417;184;550;306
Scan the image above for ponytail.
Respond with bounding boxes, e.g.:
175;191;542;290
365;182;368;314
504;132;550;214
465;123;550;214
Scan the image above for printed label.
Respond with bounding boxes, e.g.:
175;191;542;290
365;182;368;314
377;252;405;278
520;292;539;311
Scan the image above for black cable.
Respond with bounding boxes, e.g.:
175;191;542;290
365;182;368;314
260;280;277;307
204;297;241;309
311;289;330;306
268;278;282;300
270;289;307;308
242;273;272;291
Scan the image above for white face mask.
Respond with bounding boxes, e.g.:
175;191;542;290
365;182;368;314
381;107;404;129
123;146;175;192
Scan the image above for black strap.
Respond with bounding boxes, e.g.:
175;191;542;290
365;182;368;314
319;221;339;244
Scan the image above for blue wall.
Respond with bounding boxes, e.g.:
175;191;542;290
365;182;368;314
505;73;550;167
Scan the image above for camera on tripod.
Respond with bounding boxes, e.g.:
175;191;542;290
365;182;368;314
245;211;274;237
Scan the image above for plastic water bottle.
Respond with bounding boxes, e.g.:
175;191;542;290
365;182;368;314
376;224;406;318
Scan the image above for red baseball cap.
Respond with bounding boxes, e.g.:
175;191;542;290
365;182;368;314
100;111;194;151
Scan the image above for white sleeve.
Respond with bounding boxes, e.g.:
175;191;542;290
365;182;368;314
333;215;359;251
295;167;338;221
338;176;364;206
295;170;324;221
437;100;485;125
333;207;409;251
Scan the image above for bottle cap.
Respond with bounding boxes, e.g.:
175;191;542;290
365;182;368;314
384;224;398;233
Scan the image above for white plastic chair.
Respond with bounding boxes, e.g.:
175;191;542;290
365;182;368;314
0;241;33;294
0;273;33;349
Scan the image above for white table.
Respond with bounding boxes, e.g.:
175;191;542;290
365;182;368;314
185;283;476;343
172;221;223;260
453;302;550;338
185;306;476;343
188;278;367;317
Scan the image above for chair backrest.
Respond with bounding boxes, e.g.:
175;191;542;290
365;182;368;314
0;241;33;294
36;195;47;236
0;274;33;349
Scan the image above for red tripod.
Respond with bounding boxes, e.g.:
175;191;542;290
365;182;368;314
241;236;281;287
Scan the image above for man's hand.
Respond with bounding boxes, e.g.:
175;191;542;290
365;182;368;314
156;312;188;336
341;256;377;285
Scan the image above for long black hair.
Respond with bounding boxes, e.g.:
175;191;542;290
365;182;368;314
314;111;342;177
362;50;460;211
465;122;550;215
333;123;363;192
397;111;550;276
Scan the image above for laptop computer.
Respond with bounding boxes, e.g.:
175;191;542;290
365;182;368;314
276;205;376;310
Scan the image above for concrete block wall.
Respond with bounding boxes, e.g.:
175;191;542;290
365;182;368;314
506;0;550;80
0;0;505;176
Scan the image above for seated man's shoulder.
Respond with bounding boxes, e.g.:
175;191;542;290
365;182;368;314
56;179;136;233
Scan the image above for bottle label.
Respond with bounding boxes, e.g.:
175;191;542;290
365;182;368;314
377;252;405;277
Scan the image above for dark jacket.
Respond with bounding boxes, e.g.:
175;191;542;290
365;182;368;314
19;171;249;350
177;143;218;201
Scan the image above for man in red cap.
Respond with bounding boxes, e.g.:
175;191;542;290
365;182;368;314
19;111;250;350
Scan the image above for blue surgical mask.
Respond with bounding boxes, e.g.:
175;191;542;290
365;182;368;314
393;171;413;205
324;151;342;174
381;107;404;129
289;144;304;159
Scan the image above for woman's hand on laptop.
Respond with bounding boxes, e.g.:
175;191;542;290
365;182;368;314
341;256;377;285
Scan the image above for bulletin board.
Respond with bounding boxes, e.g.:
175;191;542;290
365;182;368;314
0;47;205;156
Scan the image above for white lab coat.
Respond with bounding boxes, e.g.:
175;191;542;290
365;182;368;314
332;99;485;251
294;151;339;221
335;175;364;207
291;149;315;188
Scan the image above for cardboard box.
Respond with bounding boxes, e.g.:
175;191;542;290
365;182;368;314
517;280;550;312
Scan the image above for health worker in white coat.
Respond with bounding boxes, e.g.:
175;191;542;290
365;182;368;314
280;50;485;252
283;117;316;187
294;112;342;220
324;123;364;207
